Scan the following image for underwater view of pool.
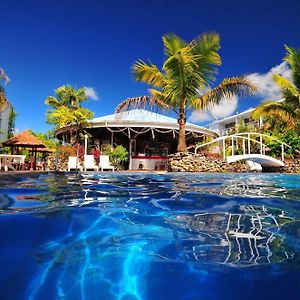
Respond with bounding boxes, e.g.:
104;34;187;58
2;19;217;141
0;172;300;300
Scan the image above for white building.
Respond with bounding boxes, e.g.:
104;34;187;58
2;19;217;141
0;103;12;141
208;107;263;136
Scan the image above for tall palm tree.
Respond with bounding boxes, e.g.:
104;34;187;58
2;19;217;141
252;45;300;131
45;85;94;144
0;67;10;112
116;33;256;152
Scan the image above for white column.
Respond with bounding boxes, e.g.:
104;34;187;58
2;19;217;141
129;138;132;170
84;134;88;155
248;134;251;154
281;144;285;161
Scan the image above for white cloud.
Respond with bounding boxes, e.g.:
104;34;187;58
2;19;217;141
189;96;238;123
84;87;99;101
189;110;211;122
210;96;238;118
189;61;292;123
246;61;291;100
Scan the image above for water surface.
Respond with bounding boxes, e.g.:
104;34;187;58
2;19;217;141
0;172;299;300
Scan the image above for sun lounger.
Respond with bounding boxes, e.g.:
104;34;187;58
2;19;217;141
99;155;114;171
67;156;83;171
83;155;99;171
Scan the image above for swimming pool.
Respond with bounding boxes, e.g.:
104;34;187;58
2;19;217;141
0;172;299;300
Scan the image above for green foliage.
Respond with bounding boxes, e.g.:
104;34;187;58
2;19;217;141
45;85;88;109
29;130;60;154
235;118;258;133
110;145;128;164
101;144;113;155
45;84;94;144
8;108;17;138
266;130;300;157
100;144;128;169
0;68;10;113
252;45;300;131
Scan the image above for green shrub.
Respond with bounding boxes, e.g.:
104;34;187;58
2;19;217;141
110;145;128;165
266;130;300;158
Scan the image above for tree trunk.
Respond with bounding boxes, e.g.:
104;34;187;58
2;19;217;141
177;122;187;152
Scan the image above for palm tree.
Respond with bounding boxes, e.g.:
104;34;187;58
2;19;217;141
45;85;88;109
252;45;300;132
116;33;256;152
0;68;10;112
45;85;94;144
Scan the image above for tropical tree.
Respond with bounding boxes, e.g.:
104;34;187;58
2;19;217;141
116;33;256;152
0;68;10;112
45;85;94;144
8;108;17;138
252;45;300;132
45;85;88;109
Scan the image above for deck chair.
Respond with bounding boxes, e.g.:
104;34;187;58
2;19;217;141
67;156;83;171
83;155;99;171
99;155;114;171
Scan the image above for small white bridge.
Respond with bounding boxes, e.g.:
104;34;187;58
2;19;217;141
226;154;284;168
195;132;292;170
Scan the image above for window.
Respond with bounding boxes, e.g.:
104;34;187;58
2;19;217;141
225;122;235;129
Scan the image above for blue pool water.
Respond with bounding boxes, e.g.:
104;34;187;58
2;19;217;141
0;172;300;300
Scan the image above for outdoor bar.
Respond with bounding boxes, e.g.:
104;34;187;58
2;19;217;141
56;109;217;170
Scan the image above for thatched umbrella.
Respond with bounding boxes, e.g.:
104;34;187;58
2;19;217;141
2;130;48;169
36;147;52;153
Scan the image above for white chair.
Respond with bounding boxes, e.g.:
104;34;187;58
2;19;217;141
13;155;26;170
67;156;83;171
99;155;114;171
83;155;99;171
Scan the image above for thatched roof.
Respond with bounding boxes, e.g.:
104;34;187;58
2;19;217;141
36;147;52;153
2;130;47;148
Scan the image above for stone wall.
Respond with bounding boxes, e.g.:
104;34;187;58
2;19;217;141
47;152;300;173
167;152;249;172
167;152;300;173
263;159;300;173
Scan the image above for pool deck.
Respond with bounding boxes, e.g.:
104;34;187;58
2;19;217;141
0;170;168;175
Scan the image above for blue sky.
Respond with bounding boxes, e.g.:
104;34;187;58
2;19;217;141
1;0;300;133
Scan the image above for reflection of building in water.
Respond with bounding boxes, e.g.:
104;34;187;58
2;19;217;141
174;205;296;267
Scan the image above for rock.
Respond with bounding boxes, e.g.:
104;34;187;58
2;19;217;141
167;152;250;173
167;152;300;173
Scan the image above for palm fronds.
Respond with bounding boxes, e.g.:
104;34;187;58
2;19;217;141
284;45;300;89
163;34;187;58
252;100;297;123
0;68;10;84
253;45;300;132
116;32;257;152
116;95;171;113
191;32;221;83
0;68;10;112
192;77;256;110
273;74;300;101
133;60;165;88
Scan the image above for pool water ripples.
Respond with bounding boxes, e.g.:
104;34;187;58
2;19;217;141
0;172;300;300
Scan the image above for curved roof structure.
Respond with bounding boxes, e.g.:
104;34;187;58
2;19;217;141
2;130;47;148
89;109;217;137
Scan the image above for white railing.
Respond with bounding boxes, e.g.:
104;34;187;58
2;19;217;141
195;132;293;162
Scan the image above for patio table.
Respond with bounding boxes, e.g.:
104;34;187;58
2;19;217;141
0;154;26;171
